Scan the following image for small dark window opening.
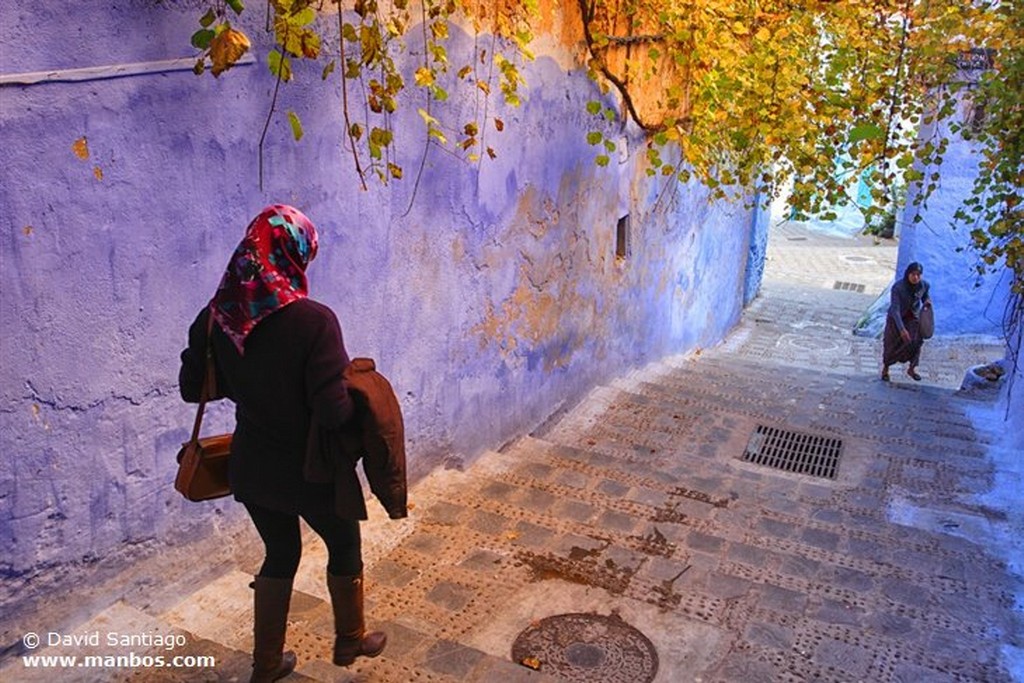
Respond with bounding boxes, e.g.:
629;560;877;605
616;214;630;260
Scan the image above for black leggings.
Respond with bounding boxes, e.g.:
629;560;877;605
244;502;362;579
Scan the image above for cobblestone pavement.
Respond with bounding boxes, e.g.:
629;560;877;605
4;222;1018;682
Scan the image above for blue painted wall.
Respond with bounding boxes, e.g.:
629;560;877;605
897;83;1011;337
1003;318;1024;452
0;3;757;598
743;192;771;306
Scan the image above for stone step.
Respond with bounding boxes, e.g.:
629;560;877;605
158;564;554;682
635;373;993;447
601;359;1000;455
493;435;1012;583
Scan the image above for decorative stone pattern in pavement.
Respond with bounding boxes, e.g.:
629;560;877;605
341;224;1014;681
355;344;1012;681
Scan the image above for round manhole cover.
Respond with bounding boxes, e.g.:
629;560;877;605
779;333;844;352
840;254;876;264
511;613;658;682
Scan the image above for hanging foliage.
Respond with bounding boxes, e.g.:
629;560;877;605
188;0;1021;296
576;0;1021;294
190;0;536;190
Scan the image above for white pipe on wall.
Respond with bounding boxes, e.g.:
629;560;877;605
0;55;256;87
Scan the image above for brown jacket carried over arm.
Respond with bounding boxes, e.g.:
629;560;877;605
306;358;408;520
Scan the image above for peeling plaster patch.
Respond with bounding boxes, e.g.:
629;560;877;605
472;262;596;372
72;136;89;160
466;178;632;372
472;300;517;353
30;404;51;431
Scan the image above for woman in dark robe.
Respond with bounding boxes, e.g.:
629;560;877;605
179;205;388;682
882;261;932;382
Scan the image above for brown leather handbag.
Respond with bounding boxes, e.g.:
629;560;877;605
174;309;232;502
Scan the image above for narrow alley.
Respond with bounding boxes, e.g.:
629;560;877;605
4;223;1018;682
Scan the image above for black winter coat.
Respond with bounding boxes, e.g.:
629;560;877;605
179;299;354;515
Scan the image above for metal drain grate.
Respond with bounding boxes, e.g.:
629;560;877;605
833;281;866;293
743;425;842;479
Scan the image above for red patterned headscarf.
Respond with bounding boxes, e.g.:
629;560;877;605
210;204;319;354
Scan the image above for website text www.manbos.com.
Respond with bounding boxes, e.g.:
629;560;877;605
23;652;216;669
19;631;214;670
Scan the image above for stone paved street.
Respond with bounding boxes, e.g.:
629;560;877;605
3;222;1018;682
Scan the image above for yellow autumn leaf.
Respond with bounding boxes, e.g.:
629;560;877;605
209;28;251;77
72;137;89;160
414;67;434;87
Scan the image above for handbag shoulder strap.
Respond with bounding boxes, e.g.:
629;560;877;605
187;307;217;444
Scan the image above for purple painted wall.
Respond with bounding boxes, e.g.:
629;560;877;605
0;3;757;603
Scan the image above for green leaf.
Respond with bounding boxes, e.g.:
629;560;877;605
849;123;884;143
287;111;304;141
370;127;393;148
596;155;610;167
322;60;336;80
267;50;292;81
191;29;215;50
586;101;602;115
290;8;316;26
199;9;216;28
586;131;603;146
226;0;245;15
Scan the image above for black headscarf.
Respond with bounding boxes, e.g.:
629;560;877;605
903;262;924;287
896;261;928;317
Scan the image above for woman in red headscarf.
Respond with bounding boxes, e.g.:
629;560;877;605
179;205;385;682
